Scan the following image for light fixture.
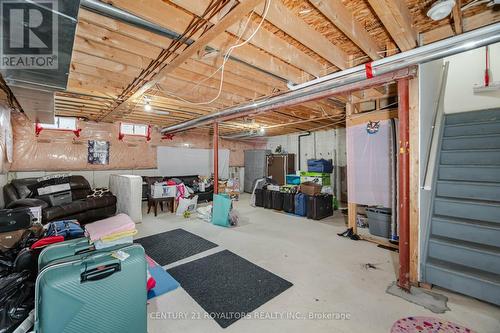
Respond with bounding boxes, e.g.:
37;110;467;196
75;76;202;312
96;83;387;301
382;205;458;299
427;0;456;21
259;126;265;134
144;102;152;112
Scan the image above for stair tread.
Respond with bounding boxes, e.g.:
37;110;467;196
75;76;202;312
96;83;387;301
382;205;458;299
442;133;500;140
427;258;500;284
433;215;500;230
429;235;500;255
445;120;500;128
440;164;500;169
436;180;500;187
435;196;500;206
441;148;500;153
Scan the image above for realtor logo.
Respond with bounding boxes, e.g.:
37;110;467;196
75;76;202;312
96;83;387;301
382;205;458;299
0;0;58;69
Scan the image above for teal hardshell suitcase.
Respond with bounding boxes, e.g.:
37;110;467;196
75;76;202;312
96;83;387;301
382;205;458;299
35;243;147;333
37;237;93;271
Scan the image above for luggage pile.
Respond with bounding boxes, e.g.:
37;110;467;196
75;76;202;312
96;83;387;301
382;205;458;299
253;159;337;221
1;209;148;333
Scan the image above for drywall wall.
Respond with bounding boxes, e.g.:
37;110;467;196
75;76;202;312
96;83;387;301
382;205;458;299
9;113;265;171
0;103;13;208
157;147;230;178
419;59;445;279
266;128;347;171
443;42;500;113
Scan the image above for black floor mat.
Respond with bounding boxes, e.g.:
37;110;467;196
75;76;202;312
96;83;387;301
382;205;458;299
135;229;218;266
168;250;293;328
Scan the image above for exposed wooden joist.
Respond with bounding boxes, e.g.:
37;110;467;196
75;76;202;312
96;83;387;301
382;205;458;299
452;0;463;35
367;0;417;51
255;0;349;69
170;0;325;77
309;0;382;60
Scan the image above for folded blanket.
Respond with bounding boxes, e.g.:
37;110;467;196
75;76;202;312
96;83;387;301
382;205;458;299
85;213;136;242
94;236;133;250
100;229;138;243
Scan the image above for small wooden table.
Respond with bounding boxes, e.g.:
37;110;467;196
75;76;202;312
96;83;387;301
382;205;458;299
147;197;175;217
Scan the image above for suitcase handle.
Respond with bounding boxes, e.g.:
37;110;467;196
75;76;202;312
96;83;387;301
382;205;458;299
81;263;121;282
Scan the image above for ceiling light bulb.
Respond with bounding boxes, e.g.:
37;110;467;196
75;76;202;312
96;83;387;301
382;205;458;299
259;127;265;134
144;103;152;112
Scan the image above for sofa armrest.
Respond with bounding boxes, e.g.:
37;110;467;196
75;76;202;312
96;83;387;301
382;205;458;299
6;198;49;209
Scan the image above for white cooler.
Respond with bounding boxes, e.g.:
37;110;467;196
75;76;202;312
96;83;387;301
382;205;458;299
109;174;143;223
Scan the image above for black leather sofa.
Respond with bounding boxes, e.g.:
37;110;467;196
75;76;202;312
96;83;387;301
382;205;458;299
3;176;117;225
142;175;213;203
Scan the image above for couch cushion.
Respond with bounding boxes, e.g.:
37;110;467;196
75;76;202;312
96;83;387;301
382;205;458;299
43;196;117;222
11;178;38;199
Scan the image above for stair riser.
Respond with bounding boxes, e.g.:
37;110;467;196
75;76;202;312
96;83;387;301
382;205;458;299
445;109;500;125
442;136;500;150
438;166;500;183
436;182;500;202
431;219;500;248
441;151;500;166
426;265;500;306
434;200;500;223
428;240;500;275
444;122;500;137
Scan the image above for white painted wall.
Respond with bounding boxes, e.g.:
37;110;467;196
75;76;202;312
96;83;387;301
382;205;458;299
444;42;500;113
266;128;347;171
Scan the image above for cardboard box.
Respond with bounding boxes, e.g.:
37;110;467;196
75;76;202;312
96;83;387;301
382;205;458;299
300;181;322;196
151;184;177;198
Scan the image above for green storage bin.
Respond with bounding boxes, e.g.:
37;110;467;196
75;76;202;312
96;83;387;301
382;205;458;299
299;171;331;186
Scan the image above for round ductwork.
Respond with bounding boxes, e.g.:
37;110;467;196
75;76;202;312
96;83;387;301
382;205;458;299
427;0;457;21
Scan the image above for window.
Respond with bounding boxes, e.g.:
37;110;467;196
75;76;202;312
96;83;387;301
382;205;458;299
120;123;147;136
35;117;80;137
119;122;151;141
39;117;77;131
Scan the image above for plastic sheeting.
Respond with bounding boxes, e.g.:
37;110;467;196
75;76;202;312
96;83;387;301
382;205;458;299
347;120;395;208
10;113;266;172
0;105;13;173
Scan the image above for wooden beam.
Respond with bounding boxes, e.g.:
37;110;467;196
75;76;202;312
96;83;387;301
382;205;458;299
452;0;463;35
309;0;382;60
367;0;417;51
255;0;348;69
170;0;325;77
409;76;419;284
346;109;398;127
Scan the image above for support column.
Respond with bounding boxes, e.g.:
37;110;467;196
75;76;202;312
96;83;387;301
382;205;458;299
213;121;219;194
397;78;410;291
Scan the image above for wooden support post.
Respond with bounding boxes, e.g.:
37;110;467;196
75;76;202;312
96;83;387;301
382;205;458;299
397;78;410;291
409;77;420;285
348;202;358;234
213;121;219;194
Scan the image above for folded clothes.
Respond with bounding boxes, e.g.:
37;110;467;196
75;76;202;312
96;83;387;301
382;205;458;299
85;213;136;242
94;236;134;250
100;229;138;243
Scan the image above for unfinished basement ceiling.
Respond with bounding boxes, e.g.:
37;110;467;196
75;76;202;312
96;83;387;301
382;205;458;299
51;0;499;136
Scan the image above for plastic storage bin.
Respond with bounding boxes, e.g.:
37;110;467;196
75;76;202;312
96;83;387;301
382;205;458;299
286;174;301;185
366;207;392;238
299;171;331;186
307;159;333;173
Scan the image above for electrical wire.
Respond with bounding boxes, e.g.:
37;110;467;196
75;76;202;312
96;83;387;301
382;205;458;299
160;0;271;105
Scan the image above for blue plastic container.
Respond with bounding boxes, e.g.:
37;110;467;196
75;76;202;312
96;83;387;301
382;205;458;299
286;174;301;185
307;159;333;173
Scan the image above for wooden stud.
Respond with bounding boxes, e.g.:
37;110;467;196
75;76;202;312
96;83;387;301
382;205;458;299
409;76;419;284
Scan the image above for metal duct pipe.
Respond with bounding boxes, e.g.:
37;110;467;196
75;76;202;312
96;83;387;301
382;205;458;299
81;0;188;43
161;22;500;134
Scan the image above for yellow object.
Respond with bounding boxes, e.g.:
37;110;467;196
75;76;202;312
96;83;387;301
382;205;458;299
100;229;138;242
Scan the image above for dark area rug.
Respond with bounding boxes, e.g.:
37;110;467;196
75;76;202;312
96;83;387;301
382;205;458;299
168;250;293;328
135;229;218;266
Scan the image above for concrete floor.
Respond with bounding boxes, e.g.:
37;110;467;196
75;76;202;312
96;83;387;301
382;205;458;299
137;194;500;333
